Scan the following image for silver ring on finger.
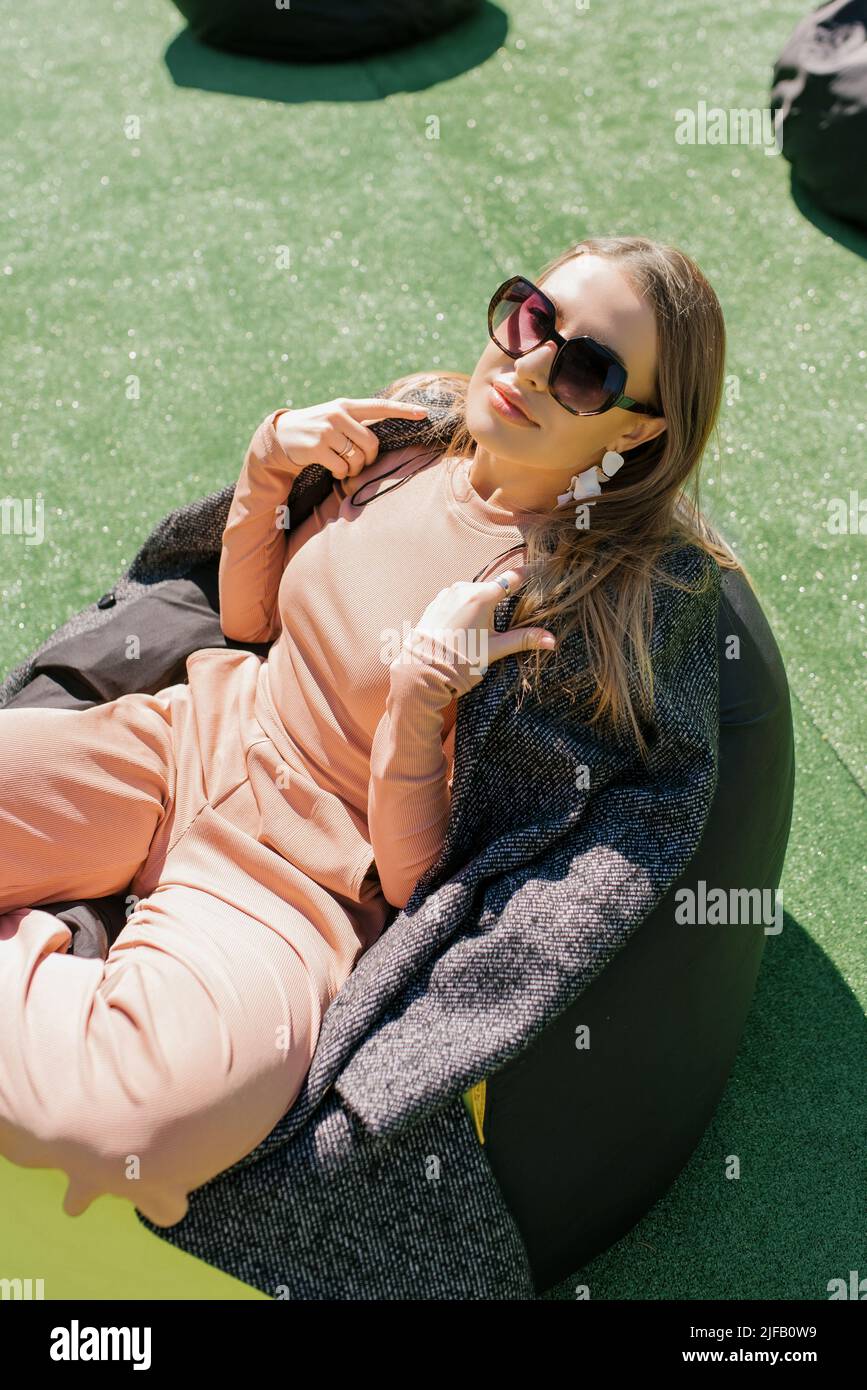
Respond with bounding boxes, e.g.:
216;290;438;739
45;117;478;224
336;438;356;460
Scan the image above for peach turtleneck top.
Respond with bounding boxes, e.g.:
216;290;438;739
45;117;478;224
217;410;538;941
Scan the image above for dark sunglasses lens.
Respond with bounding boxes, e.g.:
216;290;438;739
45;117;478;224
554;339;625;414
490;282;552;354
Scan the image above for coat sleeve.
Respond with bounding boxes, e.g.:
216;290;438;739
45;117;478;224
331;548;724;1139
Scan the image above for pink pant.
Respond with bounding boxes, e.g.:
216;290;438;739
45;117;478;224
0;674;357;1228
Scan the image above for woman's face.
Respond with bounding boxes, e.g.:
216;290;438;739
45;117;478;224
464;254;668;489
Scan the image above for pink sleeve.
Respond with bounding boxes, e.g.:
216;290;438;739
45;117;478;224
367;629;490;910
218;410;307;644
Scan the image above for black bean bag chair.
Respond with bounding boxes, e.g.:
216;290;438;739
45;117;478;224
171;0;484;63
482;567;794;1291
771;0;867;231
3;551;794;1291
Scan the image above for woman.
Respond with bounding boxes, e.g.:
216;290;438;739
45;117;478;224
0;235;736;1230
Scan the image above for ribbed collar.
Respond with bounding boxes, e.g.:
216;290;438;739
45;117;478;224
442;455;541;535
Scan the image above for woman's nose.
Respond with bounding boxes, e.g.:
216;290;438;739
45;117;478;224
514;343;557;394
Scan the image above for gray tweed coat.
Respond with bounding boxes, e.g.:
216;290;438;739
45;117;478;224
0;383;722;1299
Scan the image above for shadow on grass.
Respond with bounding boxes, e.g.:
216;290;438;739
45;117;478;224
164;3;508;103
542;911;865;1300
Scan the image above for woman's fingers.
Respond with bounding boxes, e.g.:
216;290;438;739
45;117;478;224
474;566;556;663
411;565;556;678
487;626;557;663
342;397;431;422
329;416;379;469
324;430;375;477
328;397;430;476
276;396;431;480
474;564;535;610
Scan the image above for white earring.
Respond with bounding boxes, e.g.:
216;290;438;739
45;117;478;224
600;449;625;478
556;450;625;523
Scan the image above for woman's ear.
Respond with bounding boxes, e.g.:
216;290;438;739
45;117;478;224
615;415;667;455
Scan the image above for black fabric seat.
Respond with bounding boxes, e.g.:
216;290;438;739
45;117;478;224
1;562;265;712
172;0;484;64
771;0;867;231
482;567;794;1292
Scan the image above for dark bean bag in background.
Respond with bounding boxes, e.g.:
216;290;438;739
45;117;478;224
172;0;484;63
771;0;867;231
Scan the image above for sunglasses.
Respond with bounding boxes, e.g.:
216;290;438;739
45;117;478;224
488;275;661;418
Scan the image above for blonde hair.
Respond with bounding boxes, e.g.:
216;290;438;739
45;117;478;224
382;236;742;756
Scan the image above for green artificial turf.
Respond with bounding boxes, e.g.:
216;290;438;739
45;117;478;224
0;0;864;1301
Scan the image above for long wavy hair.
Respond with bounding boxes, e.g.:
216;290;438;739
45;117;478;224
380;236;741;756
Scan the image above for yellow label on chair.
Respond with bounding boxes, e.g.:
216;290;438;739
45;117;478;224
462;1079;487;1145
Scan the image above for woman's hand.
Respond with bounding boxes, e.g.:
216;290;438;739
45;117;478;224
403;564;557;688
274;396;429;480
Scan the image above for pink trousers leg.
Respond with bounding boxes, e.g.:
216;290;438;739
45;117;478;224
0;697;325;1227
0;695;181;913
0;890;321;1226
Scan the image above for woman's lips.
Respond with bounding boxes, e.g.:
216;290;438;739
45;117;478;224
488;382;538;426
